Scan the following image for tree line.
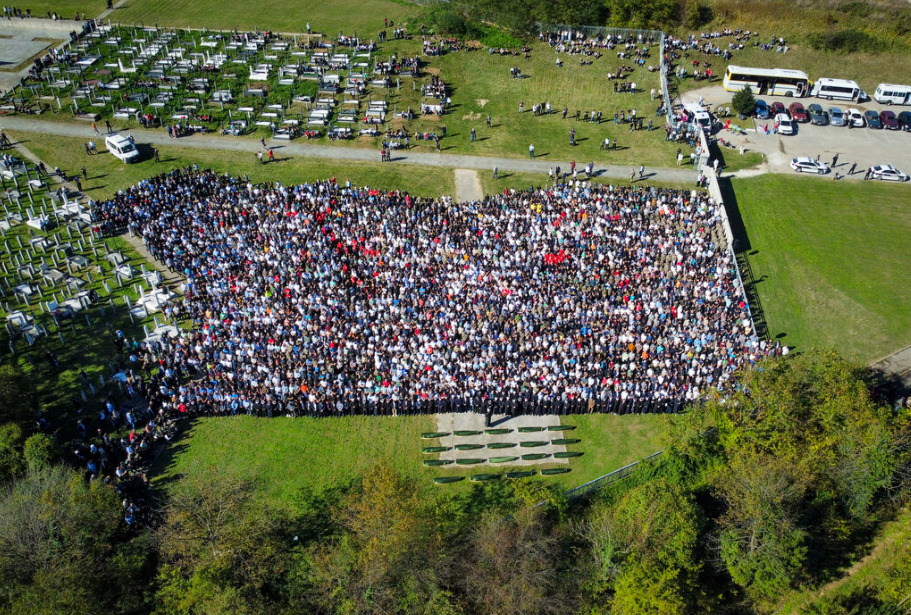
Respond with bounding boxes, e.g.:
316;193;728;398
0;350;909;614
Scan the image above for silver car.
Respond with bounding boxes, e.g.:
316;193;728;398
828;107;846;127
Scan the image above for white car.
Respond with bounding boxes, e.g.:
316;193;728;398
869;164;909;182
775;113;795;135
846;108;865;128
790;157;830;174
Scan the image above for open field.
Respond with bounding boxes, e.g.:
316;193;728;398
727;174;911;363
113;0;415;36
151;413;668;509
4;130;456;198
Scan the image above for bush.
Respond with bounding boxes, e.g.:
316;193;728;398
806;29;887;53
732;86;757;117
23;433;60;470
478;26;524;49
685;0;714;28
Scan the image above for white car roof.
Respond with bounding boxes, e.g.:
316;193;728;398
775;114;792;121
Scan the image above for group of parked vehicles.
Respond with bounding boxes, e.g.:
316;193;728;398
754;99;911;133
723;66;911;106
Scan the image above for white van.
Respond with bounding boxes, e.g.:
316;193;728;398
873;83;911;105
105;134;139;163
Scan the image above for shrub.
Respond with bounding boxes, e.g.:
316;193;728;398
478;26;524;49
806;29;887;53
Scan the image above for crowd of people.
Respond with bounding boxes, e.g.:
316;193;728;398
89;167;775;417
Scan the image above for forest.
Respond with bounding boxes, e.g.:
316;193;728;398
1;351;909;614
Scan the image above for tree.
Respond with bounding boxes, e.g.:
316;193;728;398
0;466;151;614
0;365;36;426
715;455;809;604
0;423;26;483
581;479;702;614
155;465;290;615
309;463;446;615
732;86;757;118
23;433;60;471
460;507;569;615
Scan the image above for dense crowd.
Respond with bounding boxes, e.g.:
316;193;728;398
92;168;769;417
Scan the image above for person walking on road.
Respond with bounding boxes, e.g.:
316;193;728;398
848;161;857;176
630;167;636;182
832;153;839;167
639;164;645;179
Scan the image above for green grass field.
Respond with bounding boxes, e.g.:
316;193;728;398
152;413;668;508
730;175;911;363
112;0;415;36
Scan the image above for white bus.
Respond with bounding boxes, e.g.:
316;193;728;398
811;77;863;101
722;65;810;97
873;83;911;105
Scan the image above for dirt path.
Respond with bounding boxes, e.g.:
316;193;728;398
454;169;483;202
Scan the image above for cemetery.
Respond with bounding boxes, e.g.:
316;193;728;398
2;22;445;147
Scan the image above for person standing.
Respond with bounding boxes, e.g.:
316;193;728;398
493;166;498;179
154;148;160;163
81;166;87;179
470;128;476;142
257;151;263;165
831;153;839;167
486;115;491;128
848;161;857;176
639;164;645;178
630;167;636;182
268;149;274;163
529;144;535;159
92;121;99;135
569;128;575;145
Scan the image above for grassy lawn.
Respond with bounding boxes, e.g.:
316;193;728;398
729;174;911;363
152;413;668;509
5;131;456;199
112;0;416;35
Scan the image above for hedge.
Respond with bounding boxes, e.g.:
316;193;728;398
552;451;584;458
423;459;454;466
489;456;518;463
421;432;449;439
518;426;546;432
548;425;576;431
485;428;512;435
455;458;485;465
455;444;485;451
469;473;500;482
521;453;550;460
422;446;451;453
551;438;582;445
454;430;482;436
520;441;548;447
487;442;517;449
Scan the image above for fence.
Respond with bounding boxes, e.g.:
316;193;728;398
704;168;765;340
529;450;664;510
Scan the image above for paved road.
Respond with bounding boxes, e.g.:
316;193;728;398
0;116;707;184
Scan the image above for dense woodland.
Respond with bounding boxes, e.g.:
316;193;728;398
0;351;909;614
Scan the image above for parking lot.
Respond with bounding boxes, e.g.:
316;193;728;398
683;85;911;180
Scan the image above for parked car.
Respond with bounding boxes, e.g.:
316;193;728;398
755;99;770;119
828;107;846;126
864;109;883;129
789;101;809;122
846;108;865;127
898;111;911;132
879;110;900;130
808;103;828;125
790;157;830;174
869;164;909;181
775;113;795;135
770;101;787;117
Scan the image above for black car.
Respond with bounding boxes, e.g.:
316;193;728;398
864;109;883;129
807;103;828;125
899;111;911;132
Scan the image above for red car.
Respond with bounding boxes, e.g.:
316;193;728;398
770;101;787;117
788;101;808;122
880;110;900;130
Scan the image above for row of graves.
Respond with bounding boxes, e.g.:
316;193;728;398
3;22;454;144
0;153;180;358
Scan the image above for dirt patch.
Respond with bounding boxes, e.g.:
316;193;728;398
475;98;489;108
424;66;441;76
462;112;481;121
